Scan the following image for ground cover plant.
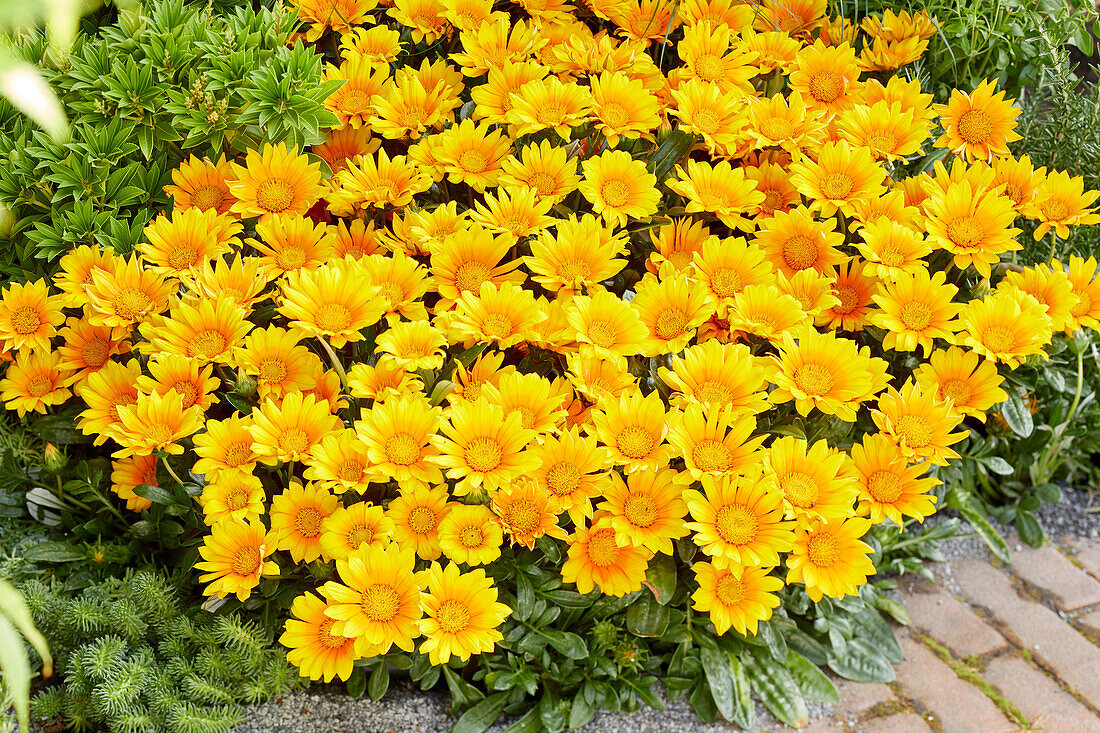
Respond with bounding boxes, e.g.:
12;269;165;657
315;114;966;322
2;0;1100;731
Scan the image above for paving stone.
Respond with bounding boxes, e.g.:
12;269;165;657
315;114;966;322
1010;544;1100;610
952;559;1100;708
893;636;1017;733
834;679;895;716
863;713;934;733
1079;610;1100;634
897;576;1007;656
984;655;1100;732
1063;537;1100;582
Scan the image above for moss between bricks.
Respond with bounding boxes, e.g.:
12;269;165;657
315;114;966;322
916;633;1031;730
886;682;944;733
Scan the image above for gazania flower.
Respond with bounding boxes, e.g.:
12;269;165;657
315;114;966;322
110;454;158;512
323;544;423;652
229;143;324;223
767;328;886;421
818;259;879;332
389;0;448;44
199;473;266;526
388;484;452;560
527;215;627;295
870;269;963;355
631;268;714;356
607;0;683;45
667;159;765;231
1062;255;1100;332
320;503;394;561
470;61;548;126
602;468;689;554
358;394;444;489
765;437;858;523
436;119;512;192
683;472;795;567
430;224;523;308
139;207;239;278
303;429;374;493
447;350;513;405
565;351;637;407
913;346;1007;421
490;479;564;549
376;321;446;371
579;150;660;227
658;340;770;415
668;403;764;481
567;291;649;359
141;298;251;365
691;562;784;636
743;28;801;74
856;218;931;279
755;207;846;278
322;54;387;130
295;0;377;40
313;127;381;175
870;382;968;466
369;76;455;141
469;187;555;243
776;269;839;318
55;317;130;385
342;23;402;63
837;101;929;161
648;217;714;274
195;519;279;601
418;561;511;664
193;414;259;479
279;264;386;348
746;92;828;157
235;326;320;400
280;592;363;683
561;516;652;597
924;181;1021;277
508;75;592;139
328;149;432;214
76;360;141;444
934;79;1021;162
449;17;540;75
790;141;886;218
787;517;875;602
346;359;424;403
959;290;1052;368
591;390;673;472
431;399;538;496
727;283;808;342
1025;170;1100;240
164;154;236;214
851;433;939;525
52;245;118;309
184;255;275;312
745;161;801;219
113;389;204;458
990;154;1043;213
438;504;503;566
450;281;546;349
858;36;928;72
358;251;431;324
0;351;72;417
0;279;65;354
481;371;568;435
589;71;661;147
789;41;863;116
251;215;336;276
500;140;581;204
136;354;219;411
248;392;341;465
529;426;611;523
680;0;755;30
693;237;774;314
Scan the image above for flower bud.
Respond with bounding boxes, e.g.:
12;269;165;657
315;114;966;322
43;443;66;473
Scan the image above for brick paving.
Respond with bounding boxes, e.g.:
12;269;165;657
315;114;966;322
809;536;1100;732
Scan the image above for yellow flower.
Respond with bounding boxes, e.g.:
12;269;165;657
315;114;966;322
369;76;455;141
0;351;72;418
322;543;423;652
164;154;237;214
561;516;652;597
328;148;432;214
491;478;566;549
579;150;660;227
913;346;1007;421
195;519;279;601
856;218;931;279
183;255;275;312
746;160;800;219
469;61;547;127
590;71;662;147
676;22;757;94
269;482;340;564
469;187;556;243
684;472;795;566
500;140;581;204
1025;170;1100;240
1062;255;1100;332
358;251;431;324
320;503;394;560
528;215;627;296
431;399;539;495
934;79;1021;162
658;339;771;414
836;100;930;161
110;454;157;512
959;290;1052;368
746;91;827;158
727;283;808;342
787;517;875;602
193;414;260;479
52;244;118;309
389;0;448;44
437;118;512;192
55;317;129;386
279;264;386;348
508;75;593;139
602;468;689;554
631;267;714;356
0;278;65;355
248;392;341;465
430;224;523;309
199;473;266;525
250;215;336;276
136;354;219;411
341;24;404;65
139;207;239;277
112;389;204;459
280;592;363;683
235;325;321;401
358;394;444;489
692;237;774;315
438;503;504;565
765;437;858;523
417;561;510;664
140;298;251;365
870;269;963;355
754;0;827;34
790;141;887;218
870;382;968;466
591;390;673;472
313;127;381;175
924;180;1021;278
530;426;612;524
755;206;846;278
447;349;513;405
851;433;939;525
376;321;446;371
817;259;879;332
449;17;541;76
789;40;863;116
567;290;649;359
303;428;374;493
229;143;324;223
691;562;784;636
450;281;546;349
388;484;452;560
481;371;569;435
667;158;765;231
293;0;377;41
76;359;141;445
323;54;388;130
648;217;714;275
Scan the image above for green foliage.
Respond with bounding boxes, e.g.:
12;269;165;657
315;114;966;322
20;571;299;732
0;580;52;733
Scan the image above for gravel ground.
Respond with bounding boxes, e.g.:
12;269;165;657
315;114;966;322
232;485;1100;733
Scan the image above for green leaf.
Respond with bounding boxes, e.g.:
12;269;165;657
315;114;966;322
1001;392;1034;438
224;392;254;414
453;692;508;733
699;647;734;720
443;665;486;712
539;589;592;609
21;541;85;563
743;651;808;728
855;609;904;664
568;689;595;729
758;621;788;663
368;663;389;701
1015;510;1044;547
536;628;588;660
515;571;535;621
983;456;1014;476
643;553;677;605
0;580;51;733
949;487;1011;562
875;596;910;626
728;654;755;730
827;638;896;683
134;484;177;505
647;129;694;180
1032;482;1062;504
28;412;93;444
625;593;670;637
503;709;541;733
786;651;839;703
346;666;367;699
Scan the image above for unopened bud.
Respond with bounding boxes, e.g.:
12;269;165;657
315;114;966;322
43;443;66;473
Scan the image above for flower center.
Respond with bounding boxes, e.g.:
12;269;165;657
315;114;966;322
317;619;350;649
168;246;198;270
458;150;488;174
587;527;621;567
896;414;931;448
339;461;365;482
710;268;743;298
259;358;288;384
880;247;905;267
601;180;631;208
278;428;310;455
782;234;818;271
408;506;438;534
780;472;819;508
691;109;720;135
940;379;972;406
481;313;513;339
536;104;567;127
546;461;581;495
760;117;793;141
654;307;688;340
867;470;903;503
454;261;489;294
108;393;137;423
466;437;503;472
832;286;859;314
189;330;227;358
170;380;199;409
807;532;840;567
1072;291;1092;317
600;102;628;128
946;217;983;250
231;547;261;576
957;109;993;144
10;306;41;335
383;432;420;466
556;259;592;282
715;573;746;605
316;303;352;332
504;499;541;534
694;54;724;83
866;132;897;155
693;439;732;473
338;90;371;115
714;504;757;545
819;172;854;200
794;364;835;396
295;507;324;538
378;282;405;308
361;583;400;621
761;189;785;214
623;493;658;527
276;246;308;271
223;441;254;468
224;487;249;511
437;599;471;633
81;338;110;368
1040;200;1070;222
27;377;52;398
190;185;225;211
587;321;618;349
146;424;174;445
981;325;1014;353
808;70;844;103
255;178;295;213
459;525;484;548
113;288;153;321
528;172;557;196
616;425;656;459
697;381;733;406
900;301;933;331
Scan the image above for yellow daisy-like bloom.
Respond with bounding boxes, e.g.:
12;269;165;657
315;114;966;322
303;429;374;493
0;279;65;355
863;75;935;124
280;592;363;683
669;80;746;156
767;328;886;421
0;351;72;417
164;154;237;214
369;76;454;141
870;382;968;466
76;359;141;445
818;259;879;332
469;187;556;243
418;561;511;664
579;149;660;227
441;0;503;32
52;244;118;309
858;36;929;73
667;158;765;231
279;264;386;348
934;78;1022;162
346;359;424;403
328;149;432;214
184;255;275;312
195;519;279;601
743;28;802;74
450;281;546;350
836;100;930;161
438;503;504;566
193;414;260;479
683;472;795;567
322;54;387;130
913;346;1007;421
959;290;1052;369
870;269;963;355
691;562;784;636
856;218;931;279
589;70;661;147
561;516;652;597
500;140;581;205
139;207;239;277
989;154;1043;213
341;24;403;64
389;0;448;44
135;354;220;411
376;321;446;371
388;484;452;560
294;0;377;41
313;127;381;175
631;267;714;356
789;41;863;116
790;141;886;218
528;214;627;296
431;399;538;496
508;75;593;140
430;223;523;308
746;161;801;219
55;317;130;385
1062;255;1100;332
746;91;827;158
199;473;266;526
305;368;350;415
251;215;336;276
1025;169;1100;240
776;269;840;318
679;0;755;30
924;181;1021;278
358;394;444;489
565;350;637;407
567;290;649;360
530;426;612;523
659;339;770;415
676;22;757;93
437;118;512;192
248;392;341;466
1000;264;1077;333
693;236;774;315
668;403;764;481
229;143;323;223
727;283;808;342
755;207;846;278
358;251;431;324
235;325;320;401
141;298;251;365
470;61;547;126
602;468;689;554
112;389;204;459
320;503;394;561
648;217;714;275
449;17;541;75
765;437;858;523
490;478;565;549
851;432;939;525
481;371;569;435
787;517;875;602
591;389;674;472
322;543;423;652
110;454;158;512
447;350;514;406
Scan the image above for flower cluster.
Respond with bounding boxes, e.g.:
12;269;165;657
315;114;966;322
3;0;1100;687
